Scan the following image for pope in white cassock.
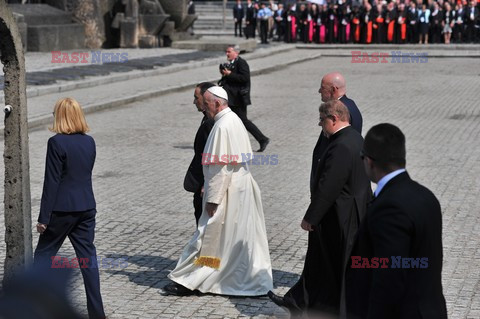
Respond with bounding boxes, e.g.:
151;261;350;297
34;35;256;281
165;86;273;297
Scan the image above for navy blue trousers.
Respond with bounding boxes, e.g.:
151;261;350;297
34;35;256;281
34;209;105;319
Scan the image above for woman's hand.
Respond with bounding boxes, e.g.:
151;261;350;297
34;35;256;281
36;223;47;234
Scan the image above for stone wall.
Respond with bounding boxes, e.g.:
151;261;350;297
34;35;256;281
46;0;106;48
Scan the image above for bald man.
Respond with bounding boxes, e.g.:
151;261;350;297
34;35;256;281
312;72;362;189
268;74;366;316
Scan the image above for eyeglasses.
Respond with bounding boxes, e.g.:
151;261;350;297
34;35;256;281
360;149;375;161
319;115;331;122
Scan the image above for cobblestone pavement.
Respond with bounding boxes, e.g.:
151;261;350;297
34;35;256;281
0;52;479;318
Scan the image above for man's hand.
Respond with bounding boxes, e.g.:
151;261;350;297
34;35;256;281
200;186;204;198
206;202;219;217
301;219;314;231
221;69;232;76
37;223;47;234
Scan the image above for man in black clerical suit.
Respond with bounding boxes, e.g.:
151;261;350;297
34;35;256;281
183;82;215;226
268;99;370;317
345;123;447;319
219;45;269;152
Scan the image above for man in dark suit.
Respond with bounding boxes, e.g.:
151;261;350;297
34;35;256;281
345;123;447;319
311;72;363;189
184;82;215;226
245;0;257;38
233;0;244;37
465;0;479;42
219;45;270;152
268;100;371;317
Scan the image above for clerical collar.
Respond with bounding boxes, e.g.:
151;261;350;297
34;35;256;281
332;124;350;136
214;107;231;121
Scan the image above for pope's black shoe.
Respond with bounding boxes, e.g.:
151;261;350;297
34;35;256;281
163;282;195;296
257;138;270;152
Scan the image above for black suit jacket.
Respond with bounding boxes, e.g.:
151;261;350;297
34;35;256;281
310;95;362;192
465;6;479;25
233;4;244;20
219;56;251;108
345;172;447;319
184;114;215;193
305;126;370;228
305;125;371;264
38;133;96;224
246;5;256;23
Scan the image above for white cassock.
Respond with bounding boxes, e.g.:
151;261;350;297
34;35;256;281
168;108;273;296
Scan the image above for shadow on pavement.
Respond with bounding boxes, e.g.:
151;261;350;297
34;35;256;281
227;268;298;317
103;254;296;317
104;254;176;290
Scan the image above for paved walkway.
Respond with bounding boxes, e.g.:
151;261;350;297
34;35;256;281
0;48;479;318
0;44;320;134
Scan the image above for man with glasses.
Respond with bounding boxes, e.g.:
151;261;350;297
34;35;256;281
268;100;371;316
314;72;362;190
345;123;447;318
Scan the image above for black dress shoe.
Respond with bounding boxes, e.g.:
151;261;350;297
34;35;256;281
257;138;270;152
163;282;195;296
267;291;300;312
267;290;287;307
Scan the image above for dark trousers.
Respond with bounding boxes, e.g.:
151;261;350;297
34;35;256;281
260;20;269;43
235;19;243;36
466;23;476;42
285;222;342;316
230;104;268;144
34;209;105;319
407;24;418;43
245;21;256;38
193;189;203;226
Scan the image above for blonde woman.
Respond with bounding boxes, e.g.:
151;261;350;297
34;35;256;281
34;98;105;319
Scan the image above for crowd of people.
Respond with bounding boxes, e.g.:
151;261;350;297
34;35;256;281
233;0;480;44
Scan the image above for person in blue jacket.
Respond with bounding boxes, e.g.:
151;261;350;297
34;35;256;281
34;97;105;319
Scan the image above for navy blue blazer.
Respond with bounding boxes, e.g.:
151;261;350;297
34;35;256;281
340;95;362;133
38;133;96;224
